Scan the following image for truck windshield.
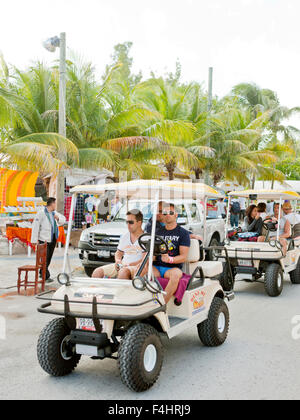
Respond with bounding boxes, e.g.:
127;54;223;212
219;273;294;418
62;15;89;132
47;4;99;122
112;201;152;222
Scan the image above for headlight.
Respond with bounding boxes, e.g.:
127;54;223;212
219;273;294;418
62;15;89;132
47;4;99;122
80;230;90;242
269;239;276;247
132;276;146;291
224;238;230;246
57;273;70;286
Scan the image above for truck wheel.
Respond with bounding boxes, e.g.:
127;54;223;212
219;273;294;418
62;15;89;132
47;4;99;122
84;266;95;277
118;323;163;392
219;262;235;291
290;259;300;284
197;297;229;347
264;263;283;297
37;318;81;376
207;237;220;261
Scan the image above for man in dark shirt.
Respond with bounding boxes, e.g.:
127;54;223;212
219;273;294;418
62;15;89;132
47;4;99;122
152;203;190;303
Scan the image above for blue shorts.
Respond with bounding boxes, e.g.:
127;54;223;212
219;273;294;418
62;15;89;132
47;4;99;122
154;266;172;278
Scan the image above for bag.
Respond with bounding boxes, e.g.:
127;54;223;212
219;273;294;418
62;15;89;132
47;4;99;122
231;201;241;214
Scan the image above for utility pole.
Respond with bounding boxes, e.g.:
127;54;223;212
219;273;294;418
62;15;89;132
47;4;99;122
204;67;213;185
57;32;66;214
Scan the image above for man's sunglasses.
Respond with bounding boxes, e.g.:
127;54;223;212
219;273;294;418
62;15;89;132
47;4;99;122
126;220;135;225
162;211;175;216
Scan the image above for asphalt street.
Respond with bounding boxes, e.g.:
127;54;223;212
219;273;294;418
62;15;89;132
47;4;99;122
0;249;300;400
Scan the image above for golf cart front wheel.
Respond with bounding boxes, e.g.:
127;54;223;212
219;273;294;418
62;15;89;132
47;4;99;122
197;297;229;347
118;323;163;392
37;317;81;376
290;258;300;284
264;263;283;297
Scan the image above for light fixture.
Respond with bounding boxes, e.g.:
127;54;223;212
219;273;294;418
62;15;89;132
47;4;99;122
57;272;71;286
43;36;60;52
132;276;146;291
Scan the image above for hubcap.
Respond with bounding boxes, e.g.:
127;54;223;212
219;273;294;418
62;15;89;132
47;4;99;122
143;344;157;372
277;273;282;289
60;335;74;361
217;312;226;334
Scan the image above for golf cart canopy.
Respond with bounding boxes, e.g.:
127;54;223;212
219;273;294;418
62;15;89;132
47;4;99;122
70;180;224;200
228;189;300;201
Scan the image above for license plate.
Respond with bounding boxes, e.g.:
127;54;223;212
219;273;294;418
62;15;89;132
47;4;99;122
78;318;101;331
97;250;110;258
238;259;252;267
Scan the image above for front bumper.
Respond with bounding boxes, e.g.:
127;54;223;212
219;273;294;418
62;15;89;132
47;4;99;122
78;240;116;267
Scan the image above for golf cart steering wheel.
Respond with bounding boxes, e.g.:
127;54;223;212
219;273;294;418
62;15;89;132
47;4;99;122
263;221;277;232
138;233;169;255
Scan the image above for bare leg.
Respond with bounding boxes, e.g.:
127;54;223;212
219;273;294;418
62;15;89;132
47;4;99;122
92;267;104;278
163;268;182;304
118;268;132;279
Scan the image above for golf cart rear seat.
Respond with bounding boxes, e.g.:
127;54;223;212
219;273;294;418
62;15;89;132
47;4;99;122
184;239;223;278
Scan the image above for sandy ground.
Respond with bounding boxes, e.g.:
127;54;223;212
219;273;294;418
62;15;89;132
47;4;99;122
0;248;300;400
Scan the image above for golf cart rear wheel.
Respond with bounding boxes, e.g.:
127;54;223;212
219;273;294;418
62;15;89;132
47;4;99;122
118;323;163;392
264;263;283;297
197;297;229;347
290;258;300;284
219;262;235;291
37;317;81;376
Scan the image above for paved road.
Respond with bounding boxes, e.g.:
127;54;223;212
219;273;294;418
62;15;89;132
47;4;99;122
0;251;300;400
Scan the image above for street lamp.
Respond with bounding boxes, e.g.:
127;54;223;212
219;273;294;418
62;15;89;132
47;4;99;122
43;32;66;212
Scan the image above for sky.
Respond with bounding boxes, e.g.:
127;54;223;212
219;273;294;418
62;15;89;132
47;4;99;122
1;0;300;127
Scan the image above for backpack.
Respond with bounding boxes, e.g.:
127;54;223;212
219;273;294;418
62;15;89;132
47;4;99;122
231;201;241;214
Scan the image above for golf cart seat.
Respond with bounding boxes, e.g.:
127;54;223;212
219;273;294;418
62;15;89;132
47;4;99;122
184;239;223;278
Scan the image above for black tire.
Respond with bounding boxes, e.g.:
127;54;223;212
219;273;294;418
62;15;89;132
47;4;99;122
84;266;95;277
198;297;229;347
207;237;220;261
118;323;163;392
264;263;283;297
37;317;81;376
219;262;235;291
290;258;300;284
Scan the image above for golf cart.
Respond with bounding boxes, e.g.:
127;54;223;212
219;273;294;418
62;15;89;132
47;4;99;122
218;189;300;297
36;180;234;392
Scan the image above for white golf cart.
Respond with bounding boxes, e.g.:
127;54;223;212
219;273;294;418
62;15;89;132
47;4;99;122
36;180;233;392
218;189;300;297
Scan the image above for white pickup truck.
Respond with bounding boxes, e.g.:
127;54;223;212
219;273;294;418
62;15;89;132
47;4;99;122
78;199;225;276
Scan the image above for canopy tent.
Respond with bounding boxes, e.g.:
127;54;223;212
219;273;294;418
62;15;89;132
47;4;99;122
228;189;300;201
0;169;39;212
216;181;244;192
70;180;224;200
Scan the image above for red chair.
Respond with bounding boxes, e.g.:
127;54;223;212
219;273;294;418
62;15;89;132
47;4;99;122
17;243;47;295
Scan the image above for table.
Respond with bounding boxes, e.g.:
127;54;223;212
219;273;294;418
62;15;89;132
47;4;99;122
6;226;66;257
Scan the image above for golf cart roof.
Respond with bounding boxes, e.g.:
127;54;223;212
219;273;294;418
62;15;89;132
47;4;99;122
228;189;300;200
70;180;224;200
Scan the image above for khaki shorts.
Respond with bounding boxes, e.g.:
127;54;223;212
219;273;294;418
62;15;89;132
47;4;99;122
94;263;137;279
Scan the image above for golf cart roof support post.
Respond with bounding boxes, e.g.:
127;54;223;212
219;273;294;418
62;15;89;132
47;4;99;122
203;196;207;245
225;196;231;239
277;197;282;241
63;193;77;274
147;191;160;282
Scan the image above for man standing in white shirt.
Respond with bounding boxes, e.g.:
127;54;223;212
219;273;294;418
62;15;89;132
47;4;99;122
31;197;66;282
92;209;145;280
216;198;227;219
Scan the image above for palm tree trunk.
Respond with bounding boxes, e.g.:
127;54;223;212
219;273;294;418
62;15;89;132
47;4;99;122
194;168;202;180
165;161;176;180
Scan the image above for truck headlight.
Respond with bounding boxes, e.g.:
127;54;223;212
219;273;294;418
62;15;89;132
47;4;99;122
80;230;90;242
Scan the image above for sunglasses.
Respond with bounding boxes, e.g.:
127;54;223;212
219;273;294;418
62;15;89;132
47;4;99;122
162;211;175;216
126;220;135;225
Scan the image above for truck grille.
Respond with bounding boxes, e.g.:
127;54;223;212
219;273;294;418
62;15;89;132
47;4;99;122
89;233;120;248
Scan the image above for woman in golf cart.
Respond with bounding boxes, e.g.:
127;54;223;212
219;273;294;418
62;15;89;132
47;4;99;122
241;204;264;240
